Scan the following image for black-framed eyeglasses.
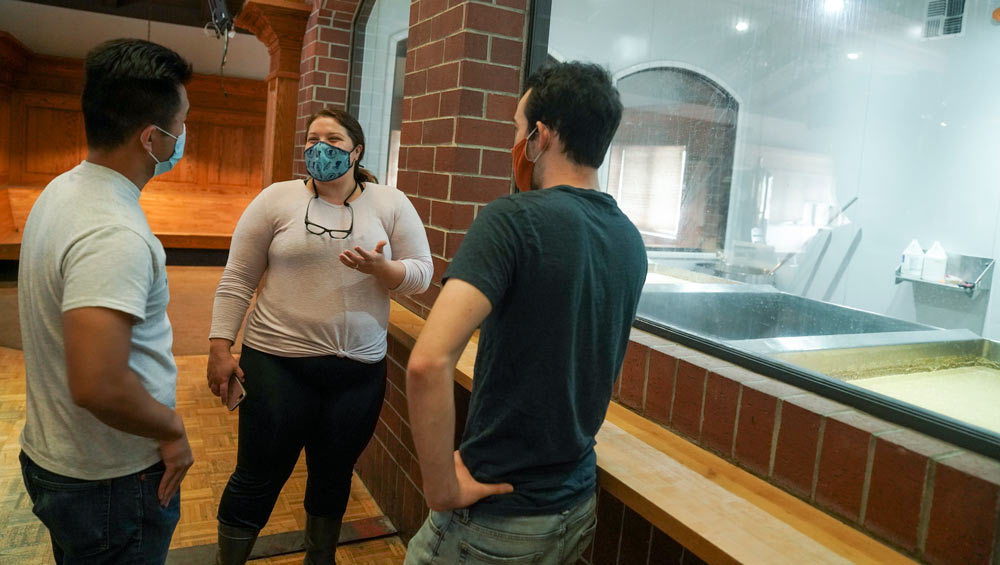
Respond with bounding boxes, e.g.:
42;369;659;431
305;195;354;239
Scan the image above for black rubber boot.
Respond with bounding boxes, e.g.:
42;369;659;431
216;522;260;565
302;512;342;564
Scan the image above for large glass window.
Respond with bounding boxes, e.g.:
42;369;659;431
536;0;1000;457
350;0;409;185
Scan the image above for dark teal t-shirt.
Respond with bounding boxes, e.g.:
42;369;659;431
445;185;647;515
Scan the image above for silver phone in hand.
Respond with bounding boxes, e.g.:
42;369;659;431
226;374;246;411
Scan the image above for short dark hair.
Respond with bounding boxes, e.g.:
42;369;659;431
82;39;192;150
306;108;379;185
524;62;623;168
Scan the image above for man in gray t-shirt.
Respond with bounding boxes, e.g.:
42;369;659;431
18;39;194;564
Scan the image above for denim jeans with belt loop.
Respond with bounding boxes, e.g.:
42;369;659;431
19;450;181;564
404;492;597;565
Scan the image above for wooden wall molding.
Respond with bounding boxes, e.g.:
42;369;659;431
236;0;310;186
11;53;267;111
0;85;12;185
0;32;29;87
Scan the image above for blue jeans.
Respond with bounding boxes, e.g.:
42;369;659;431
404;493;597;565
19;451;181;564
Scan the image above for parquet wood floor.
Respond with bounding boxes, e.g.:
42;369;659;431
245;536;407;565
0;265;406;564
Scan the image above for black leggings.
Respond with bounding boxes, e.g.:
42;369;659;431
217;345;386;531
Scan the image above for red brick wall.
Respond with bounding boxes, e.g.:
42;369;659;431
393;0;528;317
355;333;429;541
616;330;1000;564
295;0;361;178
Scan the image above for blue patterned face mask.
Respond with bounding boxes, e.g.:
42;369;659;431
304;141;353;182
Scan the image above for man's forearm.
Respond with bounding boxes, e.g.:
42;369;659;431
406;278;494;510
80;369;183;442
407;358;460;510
63;307;184;443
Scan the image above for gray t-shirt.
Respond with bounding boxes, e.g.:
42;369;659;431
210;180;432;361
18;161;176;480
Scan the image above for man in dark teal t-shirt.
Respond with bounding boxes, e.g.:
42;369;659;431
405;62;647;565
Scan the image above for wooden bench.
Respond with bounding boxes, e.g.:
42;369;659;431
0;188;19;260
0;186;253;260
386;302;913;565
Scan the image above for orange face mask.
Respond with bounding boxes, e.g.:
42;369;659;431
511;128;540;192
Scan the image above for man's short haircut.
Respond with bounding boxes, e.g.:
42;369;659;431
523;62;623;169
82;39;193;150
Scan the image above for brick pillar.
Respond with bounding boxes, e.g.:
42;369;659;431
236;0;311;186
395;0;531;317
294;0;362;177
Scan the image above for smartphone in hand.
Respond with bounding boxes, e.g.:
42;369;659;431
226;374;246;411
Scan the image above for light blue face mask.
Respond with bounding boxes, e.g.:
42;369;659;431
148;124;186;176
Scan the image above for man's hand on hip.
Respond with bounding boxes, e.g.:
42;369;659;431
445;450;513;511
157;424;194;508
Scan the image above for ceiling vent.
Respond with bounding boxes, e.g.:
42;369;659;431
924;0;965;39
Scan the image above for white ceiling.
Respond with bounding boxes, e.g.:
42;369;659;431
0;0;270;80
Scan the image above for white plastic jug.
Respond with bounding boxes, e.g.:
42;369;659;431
921;241;947;282
902;239;924;277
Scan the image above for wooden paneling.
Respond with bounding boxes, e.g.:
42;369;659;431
0;32;29;86
204;123;260;188
14;54;83;95
24;106;87;176
9;91;81;185
0;34;268;252
0;86;10;185
2;53;268;193
12;52;266;107
186;75;267;116
144;120;266;193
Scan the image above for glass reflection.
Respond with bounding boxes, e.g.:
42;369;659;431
610;67;737;252
545;0;1000;449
